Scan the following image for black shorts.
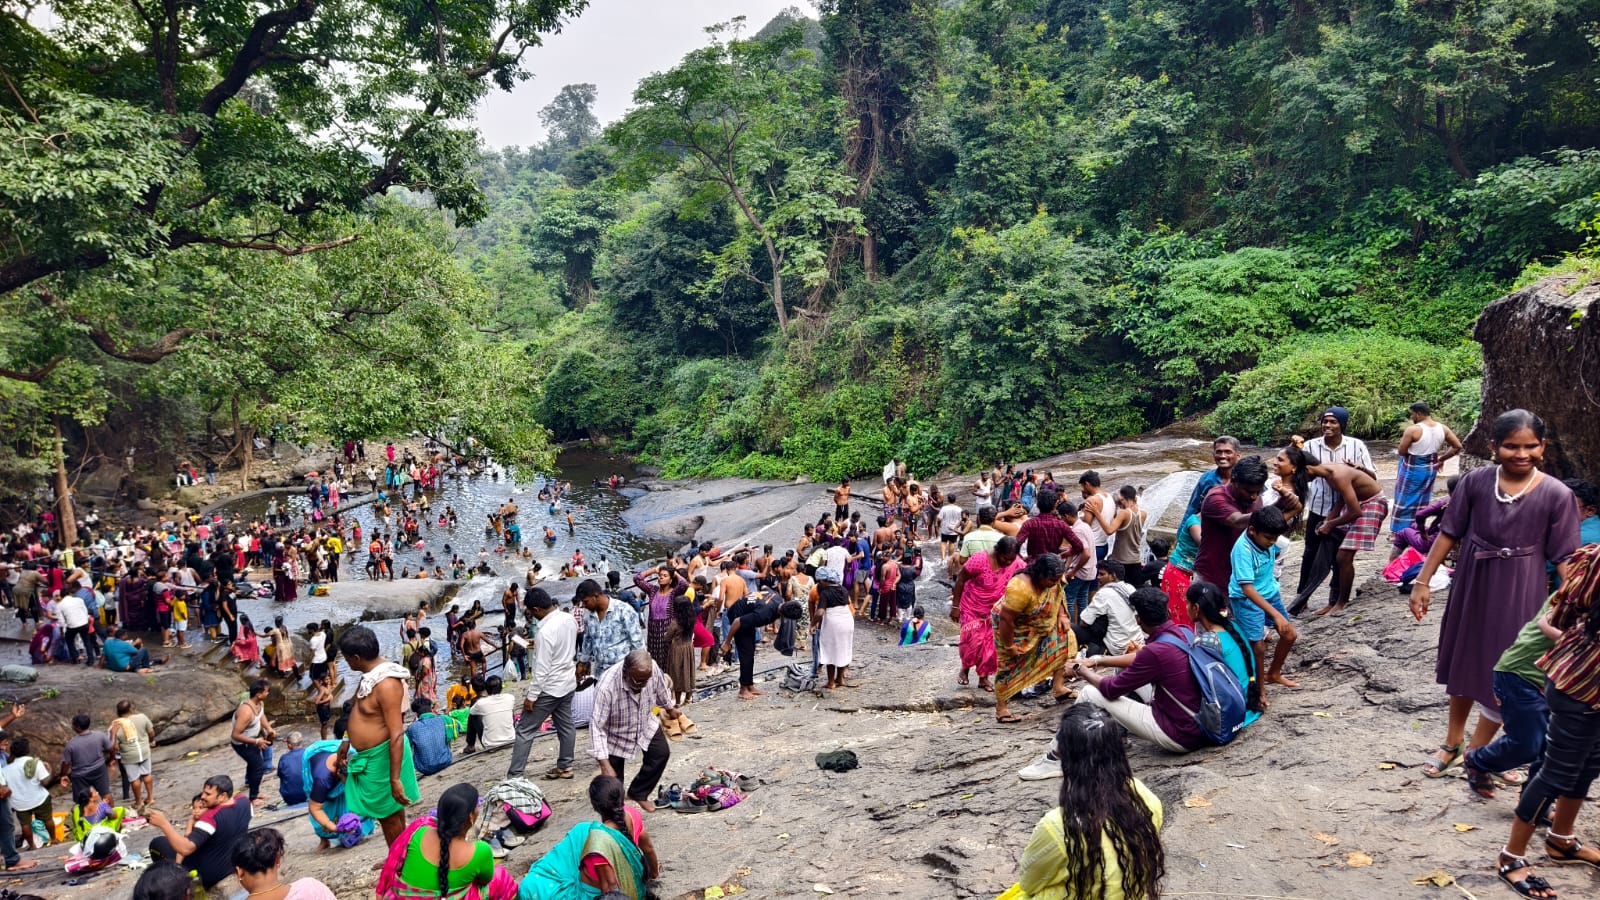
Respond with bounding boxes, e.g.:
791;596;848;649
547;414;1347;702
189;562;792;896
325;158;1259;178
310;661;330;681
468;651;486;664
940;533;958;545
316;702;332;725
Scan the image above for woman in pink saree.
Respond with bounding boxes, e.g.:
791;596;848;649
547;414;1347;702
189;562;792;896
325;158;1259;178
949;536;1023;691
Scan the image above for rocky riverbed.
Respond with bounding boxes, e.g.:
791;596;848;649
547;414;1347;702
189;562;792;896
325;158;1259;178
13;439;1570;900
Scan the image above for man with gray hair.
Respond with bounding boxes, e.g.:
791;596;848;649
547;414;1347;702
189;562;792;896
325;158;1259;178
590;650;684;811
276;731;308;806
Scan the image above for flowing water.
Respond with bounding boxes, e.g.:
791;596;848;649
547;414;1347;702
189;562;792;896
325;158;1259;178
216;448;676;582
204;449;677;694
74;435;1256;694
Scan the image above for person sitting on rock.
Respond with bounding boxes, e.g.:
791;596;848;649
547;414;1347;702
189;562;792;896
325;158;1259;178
1072;587;1210;754
1000;704;1163;897
466;677;516;753
100;628;168;673
1073;561;1137;657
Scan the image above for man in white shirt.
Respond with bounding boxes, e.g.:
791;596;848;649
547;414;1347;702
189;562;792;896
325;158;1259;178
1075;561;1139;657
466;676;516;752
1291;406;1376;614
55;587;98;666
506;589;578;779
936;498;965;562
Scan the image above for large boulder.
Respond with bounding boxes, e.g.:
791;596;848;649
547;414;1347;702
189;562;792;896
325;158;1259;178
1468;274;1600;478
4;660;245;762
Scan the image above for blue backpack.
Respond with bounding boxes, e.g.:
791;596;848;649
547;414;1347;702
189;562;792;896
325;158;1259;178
1153;628;1249;745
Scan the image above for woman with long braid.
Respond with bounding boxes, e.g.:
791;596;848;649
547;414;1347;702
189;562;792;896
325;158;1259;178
375;783;516;900
520;775;657;899
998;704;1165;900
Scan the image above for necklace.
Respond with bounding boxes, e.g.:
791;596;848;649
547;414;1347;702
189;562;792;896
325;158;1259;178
1494;466;1538;504
247;883;283;896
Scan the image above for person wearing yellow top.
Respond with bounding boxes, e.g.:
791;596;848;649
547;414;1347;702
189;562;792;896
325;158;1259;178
998;704;1164;900
324;534;344;582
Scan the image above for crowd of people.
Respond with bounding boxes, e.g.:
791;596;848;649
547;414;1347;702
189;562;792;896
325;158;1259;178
5;403;1600;899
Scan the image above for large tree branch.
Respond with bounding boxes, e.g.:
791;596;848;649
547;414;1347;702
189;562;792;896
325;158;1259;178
0;355;67;383
170;229;360;256
84;324;214;363
193;0;319;126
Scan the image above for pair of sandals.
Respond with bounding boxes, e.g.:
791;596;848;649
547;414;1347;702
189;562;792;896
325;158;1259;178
1500;838;1600;899
654;784;709;814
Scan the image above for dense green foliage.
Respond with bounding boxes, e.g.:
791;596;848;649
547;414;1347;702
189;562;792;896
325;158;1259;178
492;1;1600;478
0;1;586;488
9;0;1600;500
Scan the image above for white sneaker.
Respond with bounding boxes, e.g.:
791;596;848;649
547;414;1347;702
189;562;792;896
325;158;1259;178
1018;750;1062;781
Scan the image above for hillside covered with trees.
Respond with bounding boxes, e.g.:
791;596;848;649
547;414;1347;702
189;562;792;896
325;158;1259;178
5;0;1600;500
475;0;1600;479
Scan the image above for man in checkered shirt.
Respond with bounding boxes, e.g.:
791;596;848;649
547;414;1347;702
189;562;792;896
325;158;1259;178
591;650;686;810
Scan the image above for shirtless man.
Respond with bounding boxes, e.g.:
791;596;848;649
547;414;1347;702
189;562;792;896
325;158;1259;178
1276;448;1386;615
871;515;899;552
459;624;487;680
831;479;851;522
334;625;416;846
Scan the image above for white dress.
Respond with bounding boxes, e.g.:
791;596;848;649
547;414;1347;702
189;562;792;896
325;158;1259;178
817;605;855;668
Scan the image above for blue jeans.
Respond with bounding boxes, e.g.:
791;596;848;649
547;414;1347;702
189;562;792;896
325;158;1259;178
1063;579;1093;620
0;796;17;867
1467;671;1549;777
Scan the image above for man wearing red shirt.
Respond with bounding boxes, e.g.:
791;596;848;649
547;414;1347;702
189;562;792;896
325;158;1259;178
1193;456;1269;588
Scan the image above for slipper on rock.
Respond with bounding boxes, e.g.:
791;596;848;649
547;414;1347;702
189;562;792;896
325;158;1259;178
673;795;711;814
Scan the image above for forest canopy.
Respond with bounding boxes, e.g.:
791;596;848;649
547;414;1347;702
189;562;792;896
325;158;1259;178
6;0;1600;496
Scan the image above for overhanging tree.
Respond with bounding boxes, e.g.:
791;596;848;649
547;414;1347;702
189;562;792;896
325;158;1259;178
0;0;588;301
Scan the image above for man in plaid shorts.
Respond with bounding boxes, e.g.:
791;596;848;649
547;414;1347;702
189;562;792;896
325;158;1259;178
1305;458;1388;616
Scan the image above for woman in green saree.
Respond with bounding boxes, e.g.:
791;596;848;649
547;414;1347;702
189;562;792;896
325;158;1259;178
518;776;659;900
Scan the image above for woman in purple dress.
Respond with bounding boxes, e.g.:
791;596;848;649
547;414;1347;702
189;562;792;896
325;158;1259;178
1411;410;1581;779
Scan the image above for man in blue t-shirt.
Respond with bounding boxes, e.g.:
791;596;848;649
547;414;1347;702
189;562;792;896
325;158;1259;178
405;697;454;775
1227;506;1295;706
1182;436;1241;520
276;732;308;805
100;629;167;673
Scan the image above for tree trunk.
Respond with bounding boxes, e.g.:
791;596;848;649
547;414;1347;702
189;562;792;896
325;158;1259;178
53;419;78;549
725;178;789;331
769;264;787;331
232;395;253;491
863;230;879;282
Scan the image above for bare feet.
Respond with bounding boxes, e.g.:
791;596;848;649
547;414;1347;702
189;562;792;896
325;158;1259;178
1313;603;1348;617
635;797;657;813
1267;673;1300;689
737;688;761;700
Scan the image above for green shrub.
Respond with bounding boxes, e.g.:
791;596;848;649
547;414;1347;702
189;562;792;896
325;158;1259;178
1208;333;1482;443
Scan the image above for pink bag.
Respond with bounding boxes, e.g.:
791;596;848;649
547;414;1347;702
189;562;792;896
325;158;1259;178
1382;547;1425;583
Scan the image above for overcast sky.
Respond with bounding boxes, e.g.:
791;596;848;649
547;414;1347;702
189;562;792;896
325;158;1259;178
472;0;808;150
